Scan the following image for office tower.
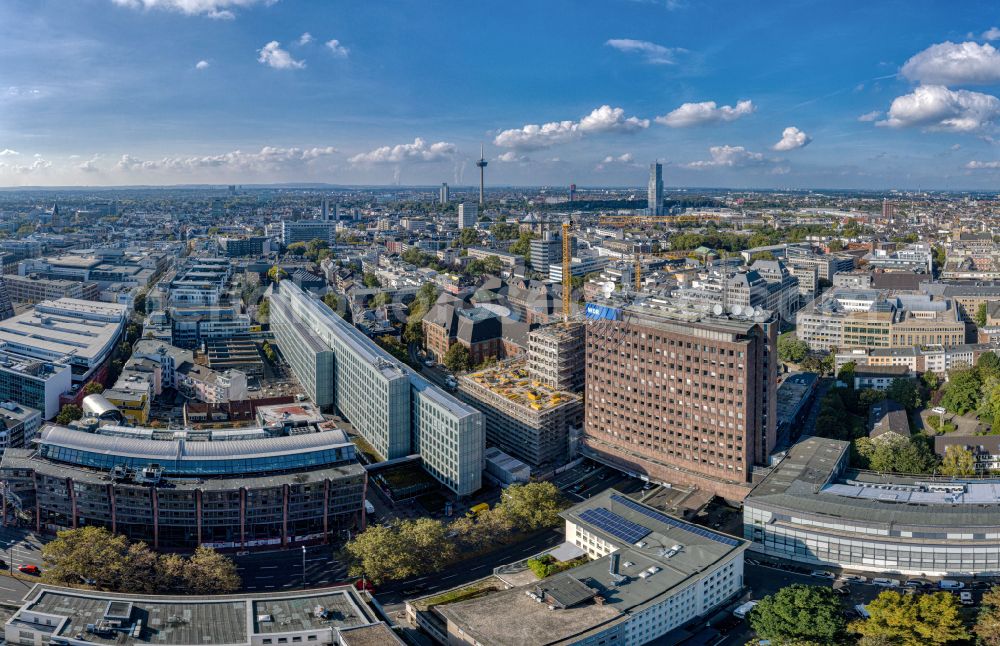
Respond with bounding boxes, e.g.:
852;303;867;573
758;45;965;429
569;183;576;202
440;183;450;205
228;184;237;196
320;198;338;221
648;162;664;216
476;145;488;206
583;301;777;500
458;202;477;230
321;198;328;220
882;198;895;223
49;204;60;229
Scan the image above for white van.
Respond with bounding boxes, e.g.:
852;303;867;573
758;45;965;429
733;601;758;619
939;580;965;590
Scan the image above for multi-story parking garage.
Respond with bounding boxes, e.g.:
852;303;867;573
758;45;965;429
0;422;366;550
745;435;1000;576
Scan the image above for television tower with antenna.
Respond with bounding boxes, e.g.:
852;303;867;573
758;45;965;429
476;144;488;206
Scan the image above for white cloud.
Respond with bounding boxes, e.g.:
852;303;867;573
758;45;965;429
655;100;754;127
605;38;686;65
984;27;1000;41
110;0;271;18
595;152;637;170
966;160;1000;169
257;41;305;70
494;105;648;151
901;41;1000;85
349;138;457;165
325;39;349;58
0;149;19;156
298;32;313;45
877;85;1000;132
78;155;102;173
0;154;52;175
116;146;337;172
772;126;812;151
195;60;210;70
687;145;768;169
496;152;529;163
857;110;881;122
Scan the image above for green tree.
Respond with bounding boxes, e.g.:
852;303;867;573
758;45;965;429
496;482;564;532
363;273;381;288
454;228;479;247
490;222;520;240
777;332;809;363
922;370;941;391
443;343;471;372
55;404;82;425
42;526;133;590
323;292;340;310
257;297;270;323
869;435;938;474
837;360;857;387
287;241;308;256
133;289;147;315
267;266;287;283
82;382;105;396
886;378;921;410
940;445;976;476
977;302;990;328
510;231;536;260
183;546;241;594
372;292;391;307
749;584;845;644
941;367;982;414
975;585;1000;646
980;352;1000;381
851;590;968;646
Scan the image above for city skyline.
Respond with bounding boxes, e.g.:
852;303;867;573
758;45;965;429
5;0;1000;189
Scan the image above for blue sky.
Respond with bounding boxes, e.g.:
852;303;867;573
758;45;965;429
4;0;1000;189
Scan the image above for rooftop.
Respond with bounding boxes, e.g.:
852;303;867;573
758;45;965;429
462;363;580;412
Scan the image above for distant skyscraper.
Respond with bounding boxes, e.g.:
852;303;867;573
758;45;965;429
476;145;488;206
882;198;895;223
440;183;450;205
569;184;576;202
320;198;338;221
458;202;477;230
49;204;60;229
648;163;663;216
228;185;237;196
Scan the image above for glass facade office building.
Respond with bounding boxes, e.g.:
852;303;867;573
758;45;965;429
744;436;1000;576
270;282;484;496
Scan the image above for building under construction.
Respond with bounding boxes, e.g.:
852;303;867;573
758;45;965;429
456;362;582;468
526;321;585;392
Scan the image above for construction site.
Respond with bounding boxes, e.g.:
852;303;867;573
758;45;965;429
455;361;583;470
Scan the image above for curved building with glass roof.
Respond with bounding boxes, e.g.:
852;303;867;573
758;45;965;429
0;423;366;551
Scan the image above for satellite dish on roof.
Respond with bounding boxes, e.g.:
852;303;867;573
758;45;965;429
732;305;743;316
712;304;724;316
601;282;614;298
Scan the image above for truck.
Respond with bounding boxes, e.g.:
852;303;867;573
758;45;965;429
364;500;375;515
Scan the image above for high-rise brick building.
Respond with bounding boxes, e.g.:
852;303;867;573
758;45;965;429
583;301;777;501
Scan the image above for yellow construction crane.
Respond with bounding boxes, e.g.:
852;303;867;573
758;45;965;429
562;220;572;321
599;214;723;228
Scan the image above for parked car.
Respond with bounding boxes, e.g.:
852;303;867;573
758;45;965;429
939;580;965;590
733;601;758;619
855;604;871;619
932;406;947;415
424;359;434;367
833;584;852;596
906;578;933;588
17;564;40;575
960;591;975;605
810;570;835;579
872;578;900;588
839;574;868;584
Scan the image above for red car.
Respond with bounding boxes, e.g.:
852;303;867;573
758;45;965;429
17;564;40;576
353;579;374;593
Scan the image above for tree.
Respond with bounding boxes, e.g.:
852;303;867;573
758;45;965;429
363;273;381;288
323;292;340;312
981;352;1000;381
454;228;479;248
976;586;1000;645
42;526;133;590
941;367;982;414
886;378;921;410
777;332;809;364
267;266;287;283
82;382;104;396
443;343;471;372
940;445;976;476
869;435;938;474
133;289;147;316
183;546;240;594
922;370;941;392
372;292;391;308
510;231;536;259
749;584;845;644
257;297;270;323
55;404;82;425
977;302;990;328
344;522;423;584
837;360;857;387
496;482;564;532
851;590;969;646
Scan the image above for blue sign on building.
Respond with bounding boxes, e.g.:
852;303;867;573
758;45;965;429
585;303;621;321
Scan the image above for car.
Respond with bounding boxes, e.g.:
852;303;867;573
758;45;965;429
939;579;965;590
973;581;992;590
353;579;375;593
642;482;654;491
855;604;871;619
960;591;975;605
839;574;868;584
17;564;40;575
732;601;758;619
424;359;434;367
833;585;851;596
810;570;836;579
903;580;925;588
872;578;900;588
931;406;947;415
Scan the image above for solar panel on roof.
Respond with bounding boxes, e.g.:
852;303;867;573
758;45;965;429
610;494;741;548
578;507;651;544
